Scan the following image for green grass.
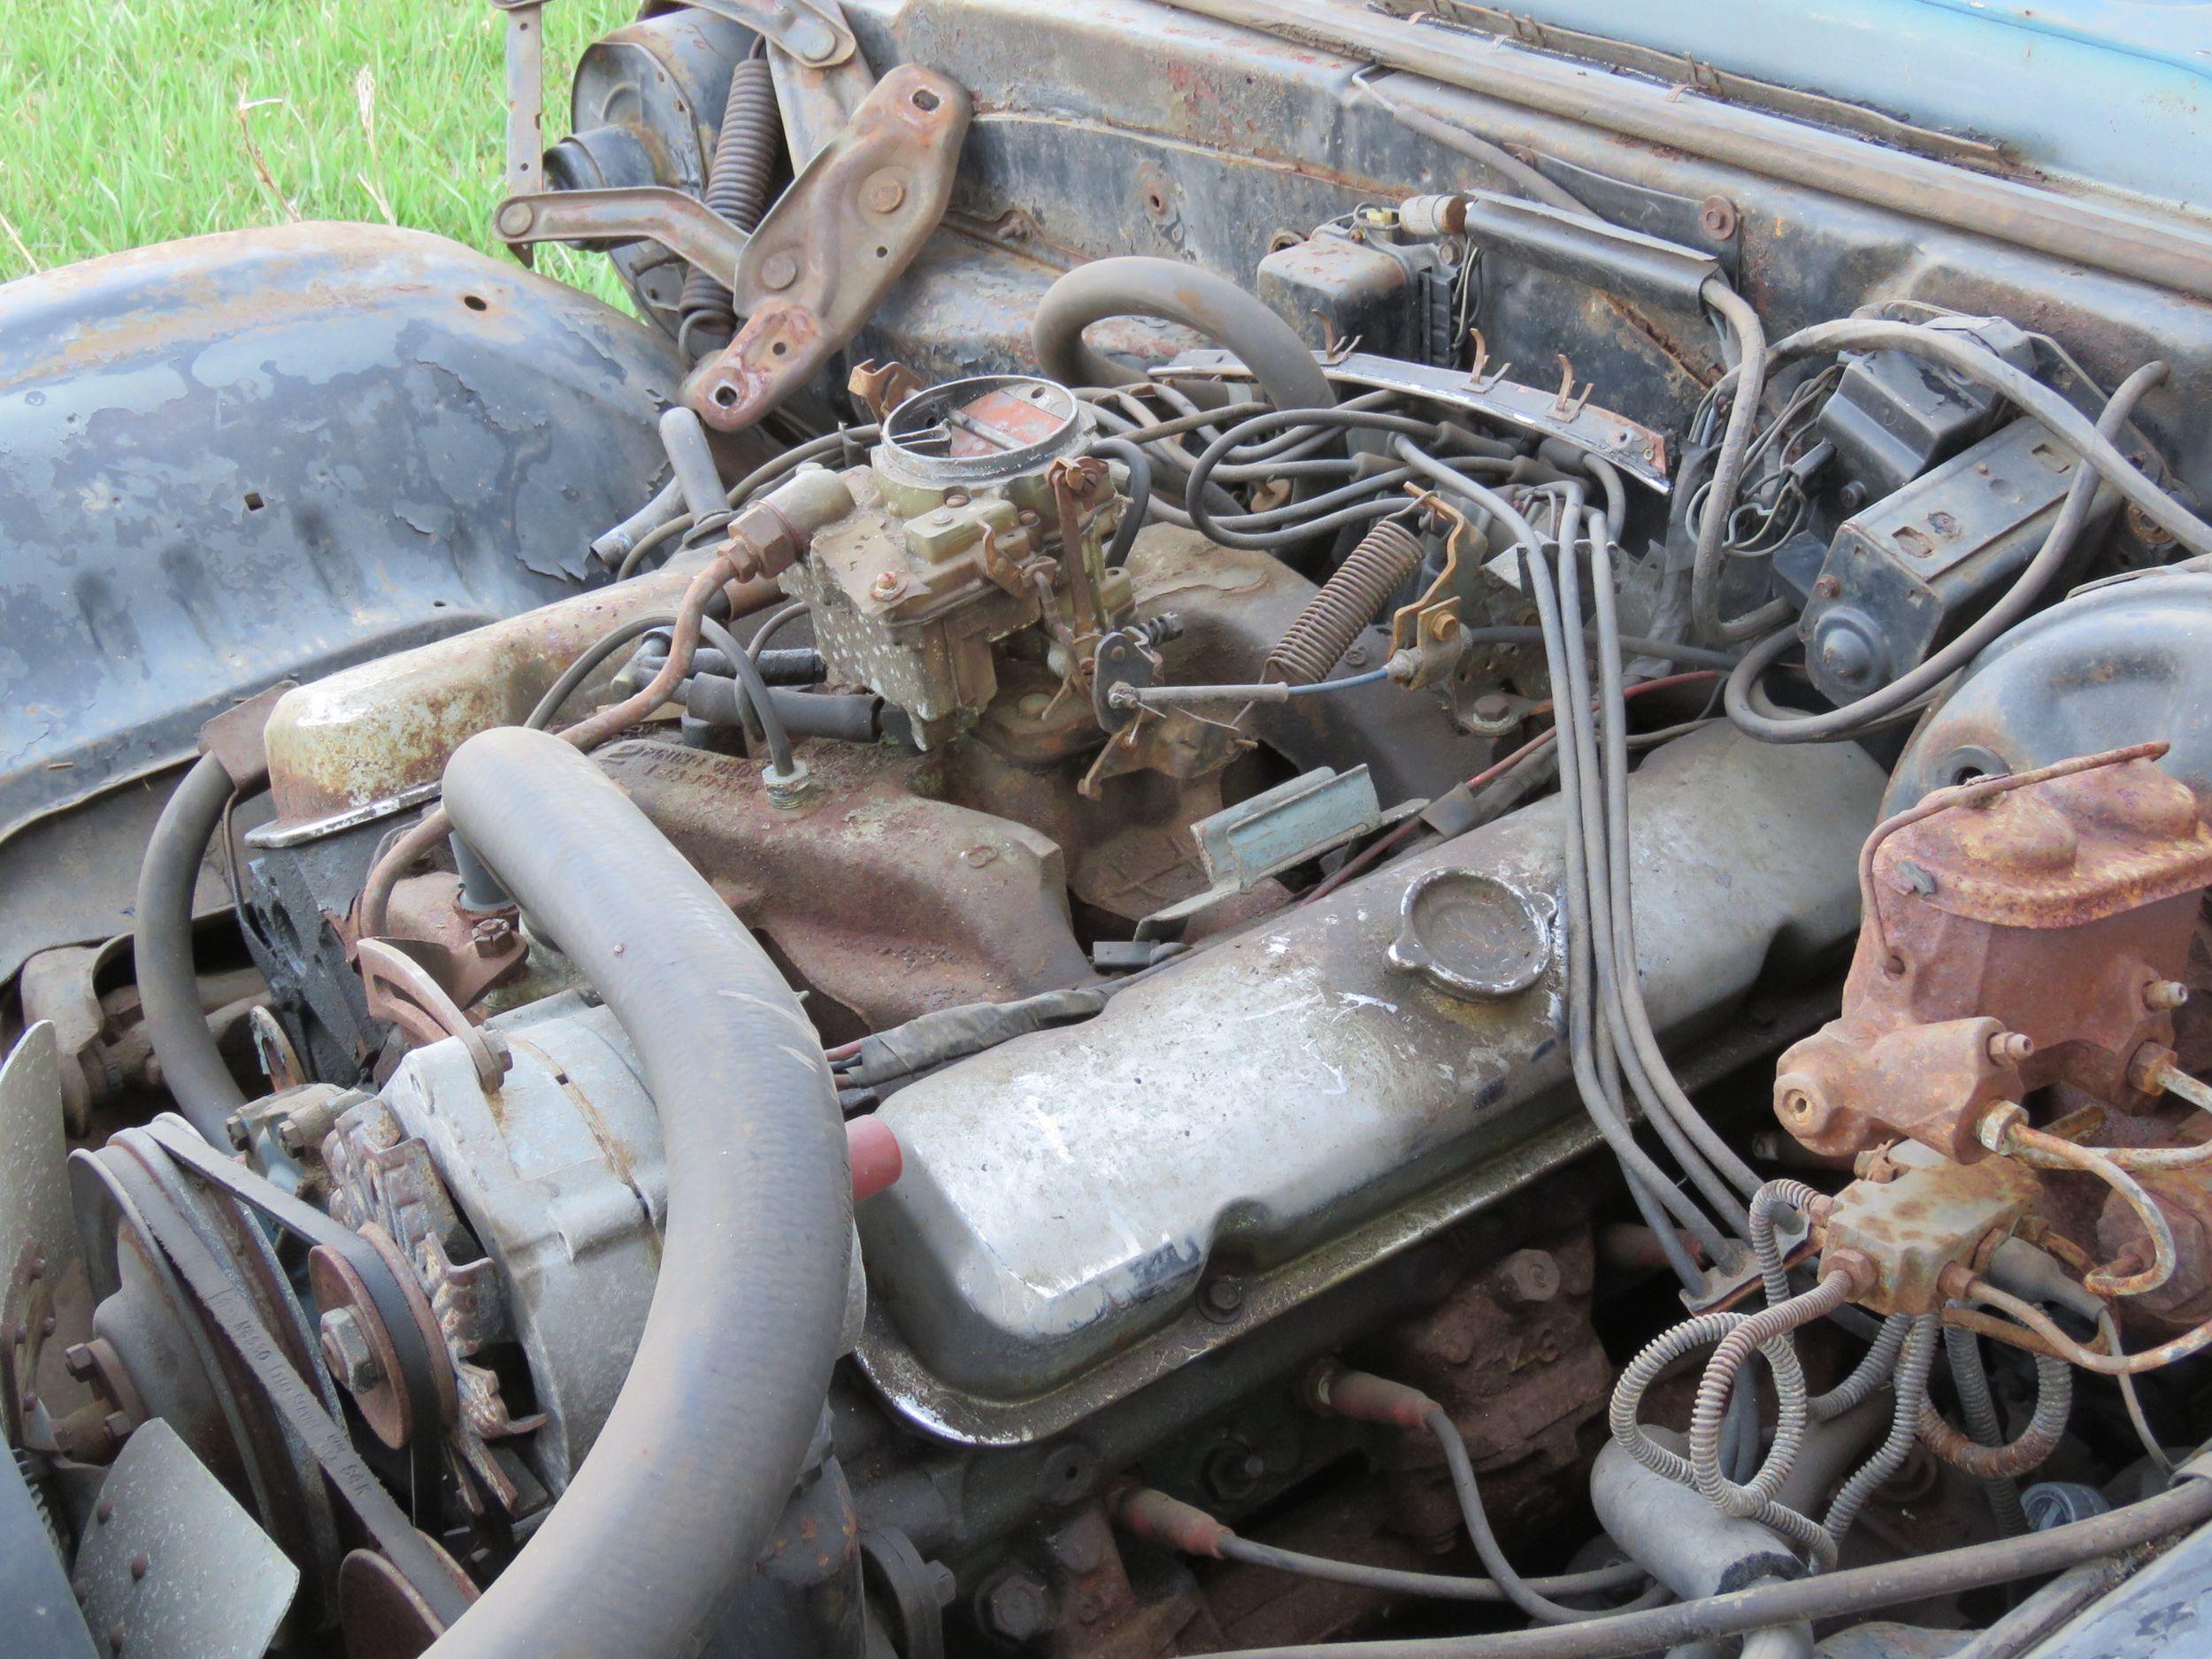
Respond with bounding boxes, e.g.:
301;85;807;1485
0;0;637;306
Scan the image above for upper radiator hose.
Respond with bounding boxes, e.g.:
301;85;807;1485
426;726;850;1659
1031;255;1334;416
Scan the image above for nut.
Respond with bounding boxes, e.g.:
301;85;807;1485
1198;1277;1245;1321
469;914;516;956
1493;1248;1561;1308
318;1307;382;1394
1986;1031;2035;1065
981;1570;1053;1643
870;570;906;601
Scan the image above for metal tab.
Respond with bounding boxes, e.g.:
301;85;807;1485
1136;766;1384;937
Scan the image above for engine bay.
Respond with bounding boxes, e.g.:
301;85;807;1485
9;4;2212;1657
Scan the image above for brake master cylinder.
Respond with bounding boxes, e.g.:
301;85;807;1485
780;374;1132;747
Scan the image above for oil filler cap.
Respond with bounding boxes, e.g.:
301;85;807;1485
1387;868;1550;1000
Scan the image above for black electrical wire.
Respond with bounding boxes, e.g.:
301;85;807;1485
526;613;678;731
696;615;794;775
1087;436;1156;566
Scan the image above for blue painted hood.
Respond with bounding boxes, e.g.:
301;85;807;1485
1503;0;2211;214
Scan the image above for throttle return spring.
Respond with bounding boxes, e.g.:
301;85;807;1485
679;53;780;356
1263;518;1425;685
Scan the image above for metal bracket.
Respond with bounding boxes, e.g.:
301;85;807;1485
357;939;512;1092
681;0;859;66
1133;767;1386;940
493;186;752;287
1163;347;1672;491
684;65;970;433
488;0;549;265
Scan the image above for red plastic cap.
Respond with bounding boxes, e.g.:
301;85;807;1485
848;1116;903;1203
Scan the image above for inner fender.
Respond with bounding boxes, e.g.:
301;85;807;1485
0;222;687;981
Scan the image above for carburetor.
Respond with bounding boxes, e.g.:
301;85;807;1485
780;374;1132;748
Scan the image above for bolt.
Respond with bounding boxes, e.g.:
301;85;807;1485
862;172;908;213
760;251;800;291
1838;481;1868;514
1199;1277;1244;1320
870;570;906;601
1698;194;1738;239
1471;691;1513;723
469;915;515;957
1017;692;1052;719
1345;642;1370;667
494;200;535;238
319;1307;382;1394
1017;508;1041;527
943;491;971;508
1812;574;1841;600
2147;980;2191;1012
1494;1248;1561;1309
1987;1031;2035;1066
981;1571;1053;1643
930;509;956;526
63;1342;96;1382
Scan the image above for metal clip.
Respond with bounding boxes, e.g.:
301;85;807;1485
1548;353;1593;420
1464;328;1511;394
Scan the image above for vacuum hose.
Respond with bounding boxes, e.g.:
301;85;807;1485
426;726;850;1659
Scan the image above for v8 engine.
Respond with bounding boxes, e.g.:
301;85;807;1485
9;4;2212;1659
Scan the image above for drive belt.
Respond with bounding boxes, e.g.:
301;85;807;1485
89;1118;473;1630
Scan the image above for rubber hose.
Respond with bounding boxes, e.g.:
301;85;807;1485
1032;256;1335;417
1265;517;1425;683
134;752;248;1143
428;727;850;1659
679;53;780;356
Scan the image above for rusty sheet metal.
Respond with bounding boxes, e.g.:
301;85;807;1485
0;221;687;980
594;737;1095;1035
